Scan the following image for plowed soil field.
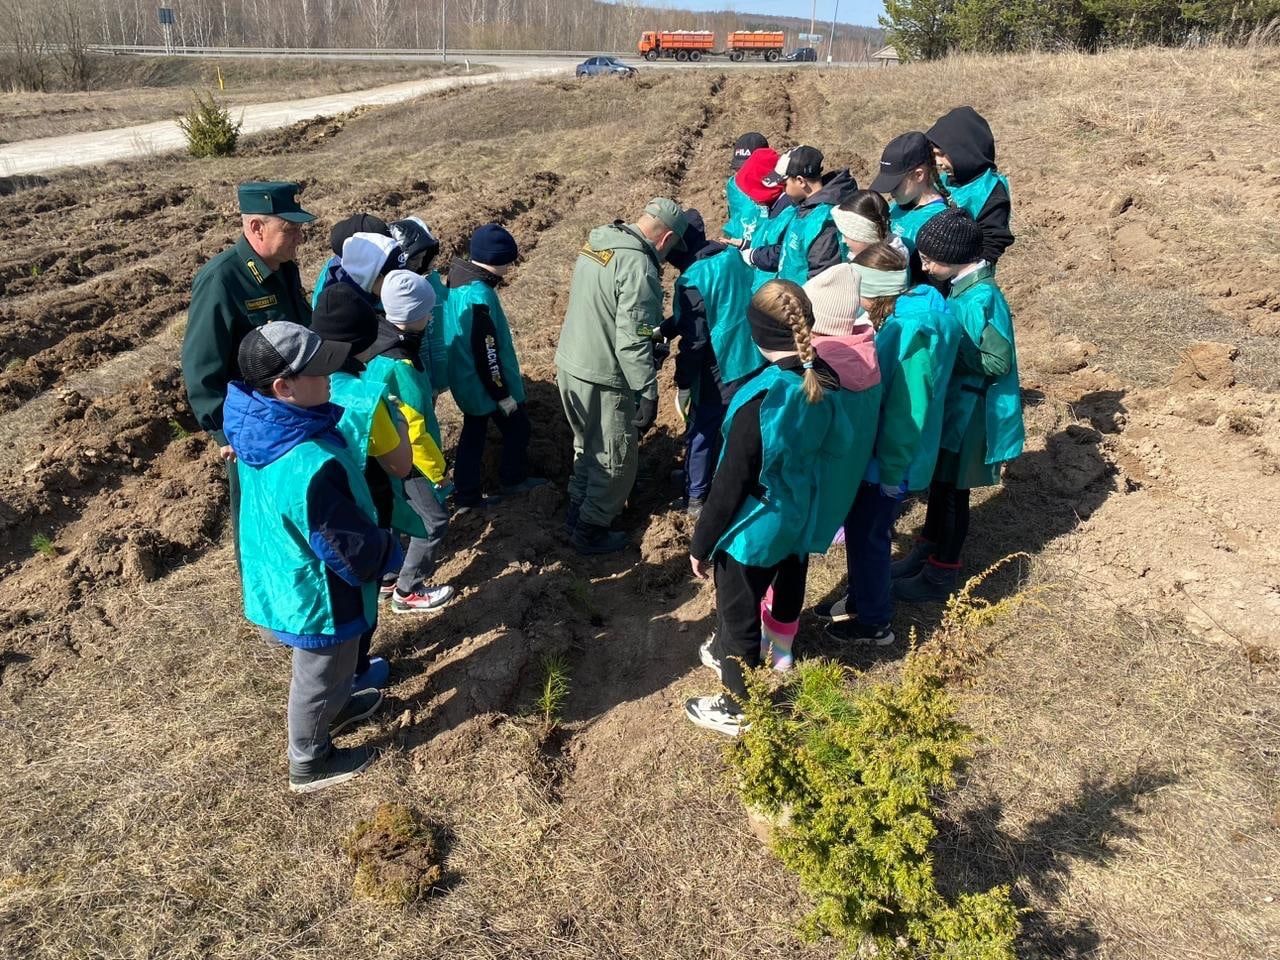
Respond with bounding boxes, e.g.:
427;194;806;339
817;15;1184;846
0;48;1277;960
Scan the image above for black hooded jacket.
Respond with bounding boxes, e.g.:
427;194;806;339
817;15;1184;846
748;169;859;279
926;107;1014;264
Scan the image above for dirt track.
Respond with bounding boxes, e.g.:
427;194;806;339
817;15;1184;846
0;52;1277;959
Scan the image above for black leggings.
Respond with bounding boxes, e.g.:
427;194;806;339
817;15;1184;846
713;552;808;708
921;480;970;566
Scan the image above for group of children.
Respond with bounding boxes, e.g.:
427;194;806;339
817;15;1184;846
225;102;1024;789
228;214;545;792
673;107;1023;736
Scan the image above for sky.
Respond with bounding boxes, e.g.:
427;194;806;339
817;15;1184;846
626;1;887;29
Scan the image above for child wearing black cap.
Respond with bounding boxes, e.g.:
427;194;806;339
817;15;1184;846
223;321;402;793
724;132;769;242
898;208;1025;603
871;131;950;259
926;107;1014;265
443;223;547;511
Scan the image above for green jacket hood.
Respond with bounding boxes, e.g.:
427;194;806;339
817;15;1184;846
588;222;657;258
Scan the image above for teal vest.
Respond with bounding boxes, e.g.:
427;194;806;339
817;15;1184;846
940;267;1024;465
777;204;842;286
330;373;428;538
889;198;948;256
420;270;450;393
749;204;798;293
238;436;379;638
868;285;961;491
443;278;526;416
363;354;441;452
724;175;766;242
941;169;1010;223
678;249;762;387
715;364;874;568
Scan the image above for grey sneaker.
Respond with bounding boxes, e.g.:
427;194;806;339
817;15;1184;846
288;745;373;794
330;688;383;736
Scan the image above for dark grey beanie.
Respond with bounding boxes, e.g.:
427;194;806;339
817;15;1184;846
916;207;983;265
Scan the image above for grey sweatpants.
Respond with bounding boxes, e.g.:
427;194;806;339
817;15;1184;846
557;367;639;528
263;629;359;766
396;476;450;593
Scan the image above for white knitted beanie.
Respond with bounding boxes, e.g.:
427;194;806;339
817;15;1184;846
803;264;862;338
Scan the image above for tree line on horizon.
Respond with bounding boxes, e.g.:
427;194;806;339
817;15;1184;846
0;0;886;92
881;0;1280;60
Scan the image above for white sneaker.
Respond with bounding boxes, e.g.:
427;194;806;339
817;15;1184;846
391;583;456;614
684;695;747;737
699;635;722;681
813;596;851;623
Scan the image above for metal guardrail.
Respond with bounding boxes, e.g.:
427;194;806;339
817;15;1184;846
87;44;621;59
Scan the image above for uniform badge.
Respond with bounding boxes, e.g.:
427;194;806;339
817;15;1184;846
246;260;265;284
579;243;614;268
245;295;278;311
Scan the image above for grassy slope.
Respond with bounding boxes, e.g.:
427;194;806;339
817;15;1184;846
0;47;1277;960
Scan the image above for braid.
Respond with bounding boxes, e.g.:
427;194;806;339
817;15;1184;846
925;154;951;202
778;286;824;405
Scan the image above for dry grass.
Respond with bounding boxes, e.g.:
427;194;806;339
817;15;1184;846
2;48;1279;960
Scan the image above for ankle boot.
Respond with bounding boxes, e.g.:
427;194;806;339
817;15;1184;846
890;538;937;580
893;558;960;603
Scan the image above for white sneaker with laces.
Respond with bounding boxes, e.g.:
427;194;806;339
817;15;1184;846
391;583;456;614
684;695;747;737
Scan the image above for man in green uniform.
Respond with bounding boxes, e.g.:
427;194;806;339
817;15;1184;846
556;197;688;555
181;181;316;540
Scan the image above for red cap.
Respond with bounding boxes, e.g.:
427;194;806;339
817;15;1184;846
734;147;785;206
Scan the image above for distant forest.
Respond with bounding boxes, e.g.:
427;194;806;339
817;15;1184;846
10;0;884;59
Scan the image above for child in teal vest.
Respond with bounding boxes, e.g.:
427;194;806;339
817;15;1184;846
224;322;402;793
872;132;950;285
368;270;457;616
926;106;1014;265
311;282;419;690
310;211;392;308
812;242;960;644
390;215;451;391
896;209;1024;603
685;280;871;738
443;223;547;510
723;131;769;242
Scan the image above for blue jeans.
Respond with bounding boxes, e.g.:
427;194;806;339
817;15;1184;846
843;482;899;626
454;405;530;507
685;393;726;501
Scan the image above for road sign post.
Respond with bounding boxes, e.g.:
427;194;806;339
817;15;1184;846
158;7;175;55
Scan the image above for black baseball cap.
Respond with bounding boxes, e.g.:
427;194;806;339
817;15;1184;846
762;146;824;186
238;321;349;392
870;132;933;193
329;212;391;257
732;132;769;171
311;283;402;363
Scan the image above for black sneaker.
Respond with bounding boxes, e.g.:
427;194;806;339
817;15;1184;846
813;596;853;623
824;619;895;646
330;688;384;736
572;521;628;555
288;744;373;794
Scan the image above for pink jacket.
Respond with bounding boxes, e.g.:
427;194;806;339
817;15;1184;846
813;326;880;392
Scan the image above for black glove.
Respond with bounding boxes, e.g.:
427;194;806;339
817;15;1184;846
633;396;658;433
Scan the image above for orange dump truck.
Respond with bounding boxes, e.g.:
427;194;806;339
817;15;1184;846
638;30;784;62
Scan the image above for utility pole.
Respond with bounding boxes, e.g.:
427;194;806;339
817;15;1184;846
827;0;840;64
809;0;817;41
441;0;448;62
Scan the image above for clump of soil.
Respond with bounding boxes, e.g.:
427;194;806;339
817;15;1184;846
1168;340;1238;391
344;803;445;905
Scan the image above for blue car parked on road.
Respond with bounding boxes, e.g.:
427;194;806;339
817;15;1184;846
576;56;638;78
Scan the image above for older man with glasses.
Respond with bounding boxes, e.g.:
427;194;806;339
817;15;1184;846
181;180;317;551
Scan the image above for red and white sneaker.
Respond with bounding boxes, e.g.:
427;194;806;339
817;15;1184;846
378;576;397;602
391;583;456;614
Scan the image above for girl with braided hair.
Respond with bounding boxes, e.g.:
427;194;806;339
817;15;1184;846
685;280;882;737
